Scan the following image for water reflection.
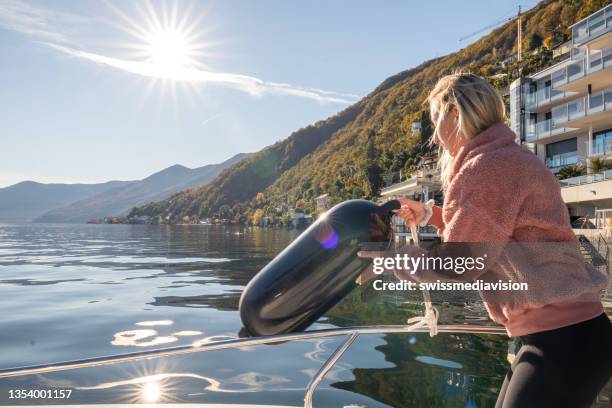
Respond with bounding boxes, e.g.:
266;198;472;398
112;330;178;347
173;330;203;336
328;332;508;407
0;224;289;368
136;320;173;326
149;292;242;310
192;335;238;347
416;356;463;369
111;321;211;348
2;223;605;406
77;371;300;395
142;381;161;402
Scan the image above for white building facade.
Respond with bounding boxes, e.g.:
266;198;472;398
510;4;612;218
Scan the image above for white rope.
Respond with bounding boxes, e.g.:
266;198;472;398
407;221;439;337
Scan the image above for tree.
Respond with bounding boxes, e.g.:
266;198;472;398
590;157;608;174
252;209;264;226
525;32;543;51
363;162;384;198
218;204;232;220
120;1;591;226
361;135;384;198
543;35;555;49
557;164;585;180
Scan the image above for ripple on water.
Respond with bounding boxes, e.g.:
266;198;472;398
415;355;463;369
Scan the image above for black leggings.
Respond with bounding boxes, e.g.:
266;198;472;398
496;313;612;408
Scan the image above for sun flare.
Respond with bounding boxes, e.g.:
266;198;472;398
106;0;215;79
142;381;161;403
146;28;196;74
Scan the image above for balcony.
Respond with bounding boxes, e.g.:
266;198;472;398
380;170;441;197
552;86;612;129
524;86;573;112
560;169;612;206
553;41;572;59
590;140;612;157
571;4;612;49
545;152;578;169
559;170;612;187
551;45;612;92
524;118;580;143
582;135;612;160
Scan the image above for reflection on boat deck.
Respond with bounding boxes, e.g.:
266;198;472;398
11;405;302;408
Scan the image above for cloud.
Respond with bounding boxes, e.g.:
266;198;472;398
0;0;88;44
46;43;358;103
201;113;221;126
0;0;359;104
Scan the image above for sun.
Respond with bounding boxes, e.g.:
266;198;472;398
145;28;196;74
107;1;215;77
101;0;222;108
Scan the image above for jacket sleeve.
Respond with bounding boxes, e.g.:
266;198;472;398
393;157;520;283
442;157;519;243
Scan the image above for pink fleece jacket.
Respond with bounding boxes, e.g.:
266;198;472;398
427;121;607;336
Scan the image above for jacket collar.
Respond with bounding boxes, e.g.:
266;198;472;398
448;121;516;182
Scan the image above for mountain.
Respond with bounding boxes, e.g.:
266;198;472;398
35;153;248;223
128;0;609;225
0;180;133;222
128;105;363;222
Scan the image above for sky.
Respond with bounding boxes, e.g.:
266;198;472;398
0;0;539;188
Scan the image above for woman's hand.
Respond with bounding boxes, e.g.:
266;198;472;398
395;198;427;226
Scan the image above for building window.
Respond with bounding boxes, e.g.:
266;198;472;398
546;138;577;168
593;128;612;156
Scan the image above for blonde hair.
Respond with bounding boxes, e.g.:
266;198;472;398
427;72;505;191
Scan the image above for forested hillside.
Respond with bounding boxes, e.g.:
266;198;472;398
129;0;611;225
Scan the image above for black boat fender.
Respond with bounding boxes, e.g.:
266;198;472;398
239;199;400;337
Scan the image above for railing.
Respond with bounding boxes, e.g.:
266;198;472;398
524;118;578;142
552;85;612;125
553;40;573;59
588;86;612;114
588;139;612;157
596;210;612;232
550;44;612;89
595;234;612;283
559;169;612;186
525;86;566;110
380;178;419;195
546;152;578;168
589;46;612;72
380;171;440;196
536;118;552;135
0;324;507;408
525;119;549;142
572;4;612;46
569;97;586;120
551;57;587;89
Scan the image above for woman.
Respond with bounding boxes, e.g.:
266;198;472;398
374;73;611;407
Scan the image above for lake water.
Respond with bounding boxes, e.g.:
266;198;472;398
0;223;608;407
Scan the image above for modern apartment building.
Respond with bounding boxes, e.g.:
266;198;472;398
510;4;612;219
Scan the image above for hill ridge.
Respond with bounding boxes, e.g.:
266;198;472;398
128;0;609;225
